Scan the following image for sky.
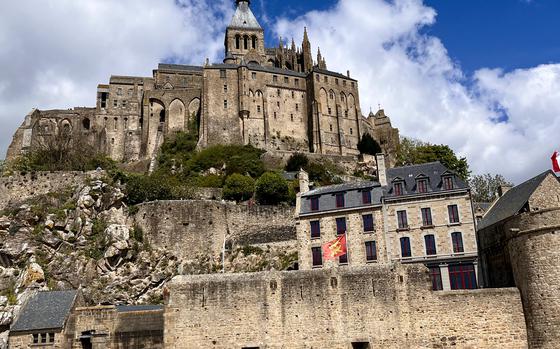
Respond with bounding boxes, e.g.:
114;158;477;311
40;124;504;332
0;0;559;184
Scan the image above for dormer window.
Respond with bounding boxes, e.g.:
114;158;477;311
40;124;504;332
394;182;404;196
310;197;319;211
335;193;345;208
443;176;454;190
362;190;372;204
417;179;428;193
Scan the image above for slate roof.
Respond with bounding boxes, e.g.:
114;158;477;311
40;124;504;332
158;64;203;72
301;181;380;198
478;170;554;230
116;305;163;313
313;68;358;82
385;162;468;198
10;290;78;332
229;1;262;30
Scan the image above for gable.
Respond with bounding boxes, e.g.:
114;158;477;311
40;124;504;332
528;172;560;211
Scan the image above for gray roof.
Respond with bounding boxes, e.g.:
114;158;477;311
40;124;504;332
302;181;380;198
116;305;163;313
385;162;468;198
10;290;78;332
158;64;203;72
313;68;358;82
478;170;554;230
229;1;261;30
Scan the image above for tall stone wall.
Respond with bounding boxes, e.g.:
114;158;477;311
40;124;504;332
133;200;296;261
164;264;527;349
0;171;104;211
505;207;560;349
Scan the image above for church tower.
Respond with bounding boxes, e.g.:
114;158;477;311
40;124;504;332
225;0;266;65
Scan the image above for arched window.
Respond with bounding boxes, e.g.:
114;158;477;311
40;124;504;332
159;110;166;123
244;35;248;50
329;91;334;99
235;35;240;49
82;118;90;130
252;36;257;49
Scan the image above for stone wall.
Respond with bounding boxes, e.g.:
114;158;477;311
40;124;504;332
164;264;527;348
0;171;104;211
133;200;296;261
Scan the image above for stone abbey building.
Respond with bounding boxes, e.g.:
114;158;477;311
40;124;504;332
6;0;399;166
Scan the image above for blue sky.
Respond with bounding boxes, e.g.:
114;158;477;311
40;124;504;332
0;0;559;183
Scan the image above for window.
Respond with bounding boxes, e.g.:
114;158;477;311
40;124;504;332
224;100;228;109
448;205;460;224
291;91;295;98
449;263;477;289
296;104;299;111
117;87;123;95
48;333;55;343
394;182;403;196
127;88;133;96
277;89;281;97
310;221;320;239
277;101;280;107
122;100;127;108
335;193;345;208
335;78;339;85
429;266;443;290
451;232;464;253
365;241;377;261
273;75;278;83
235;35;240;49
82;118;91;130
362;190;372;204
343;80;347;86
324;76;328;82
400;237;411;258
424;234;437;255
417;179;428;193
41;333;47;344
312;247;322;267
244;35;248;50
328;107;332;115
310;197;319;211
397;210;408;230
295;79;299;86
329;91;334;99
290;114;294;122
252;35;257;49
336;217;346;235
113;99;118;107
273;112;277;119
363;214;374;232
421;207;433;226
33;334;39;344
257;105;261;113
224;85;228;93
114;117;118;130
350;128;353;135
252;72;257;80
339;252;348;264
443;176;454;190
316;74;320;81
284;77;289;83
351;82;355;87
220;69;226;78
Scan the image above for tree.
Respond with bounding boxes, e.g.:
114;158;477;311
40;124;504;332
469;173;513;202
285;153;309;172
0;160;4;175
255;172;289;205
223;174;255;202
396;137;470;180
357;133;382;155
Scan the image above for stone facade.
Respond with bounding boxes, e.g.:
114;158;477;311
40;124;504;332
164;264;527;349
478;170;560;349
5;0;399;167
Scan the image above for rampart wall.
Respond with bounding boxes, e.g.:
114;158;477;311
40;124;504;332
0;171;104;210
164;264;527;349
133;200;296;260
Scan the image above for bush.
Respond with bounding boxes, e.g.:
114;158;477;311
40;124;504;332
358;133;382;155
285;153;309;172
196;174;225;188
255;172;289;205
223;174;255;202
189;145;265;178
123;173;174;205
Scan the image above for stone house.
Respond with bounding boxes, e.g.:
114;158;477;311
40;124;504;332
296;156;478;291
477;170;560;349
8;290;82;349
6;0;399;168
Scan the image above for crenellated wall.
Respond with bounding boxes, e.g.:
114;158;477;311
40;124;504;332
164;264;528;349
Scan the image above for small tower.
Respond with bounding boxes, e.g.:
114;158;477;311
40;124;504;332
302;27;313;72
225;0;265;64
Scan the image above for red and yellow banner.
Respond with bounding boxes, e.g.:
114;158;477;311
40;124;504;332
322;234;347;260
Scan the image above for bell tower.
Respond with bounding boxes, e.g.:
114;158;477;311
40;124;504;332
225;0;266;64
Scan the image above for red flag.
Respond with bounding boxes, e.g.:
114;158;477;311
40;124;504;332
322;234;347;260
552;151;560;173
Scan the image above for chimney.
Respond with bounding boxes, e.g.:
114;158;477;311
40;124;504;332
376;154;387;187
498;184;513;197
347;70;350;78
298;168;310;193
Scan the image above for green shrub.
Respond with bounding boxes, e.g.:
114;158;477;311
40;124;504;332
123;173;174;205
255;172;289;205
223;174;255;202
189;145;265;178
285;153;309;172
357;133;382;155
196;174;225;188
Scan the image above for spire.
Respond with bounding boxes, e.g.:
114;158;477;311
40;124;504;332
291;38;296;51
303;27;310;44
317;47;323;65
229;0;261;29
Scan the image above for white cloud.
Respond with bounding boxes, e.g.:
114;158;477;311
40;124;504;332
0;0;231;158
274;0;560;183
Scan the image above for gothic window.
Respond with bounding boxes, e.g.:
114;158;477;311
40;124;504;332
124;118;128;129
122;100;127;108
235;35;240;49
345;111;348;117
277;101;280;107
252;35;257;49
128;88;133;96
244;35;248;50
329;91;334;99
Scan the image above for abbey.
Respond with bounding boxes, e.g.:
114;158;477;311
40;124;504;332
6;0;399;165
